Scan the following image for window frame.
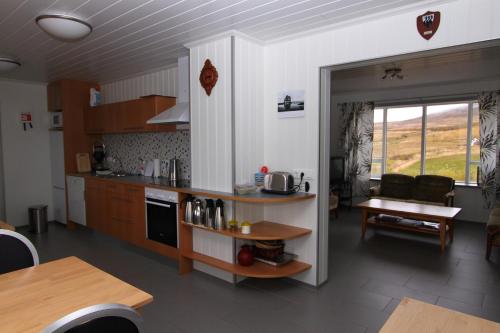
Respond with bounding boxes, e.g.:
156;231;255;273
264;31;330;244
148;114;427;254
372;100;478;186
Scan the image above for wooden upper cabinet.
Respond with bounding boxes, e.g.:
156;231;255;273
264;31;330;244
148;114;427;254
84;96;176;134
47;81;62;112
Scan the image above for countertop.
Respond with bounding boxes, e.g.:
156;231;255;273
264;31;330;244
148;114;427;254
67;173;316;203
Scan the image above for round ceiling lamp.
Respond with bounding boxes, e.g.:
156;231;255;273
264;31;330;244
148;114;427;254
36;14;92;41
0;57;21;73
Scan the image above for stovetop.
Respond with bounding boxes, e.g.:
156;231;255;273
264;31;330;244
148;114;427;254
147;178;191;188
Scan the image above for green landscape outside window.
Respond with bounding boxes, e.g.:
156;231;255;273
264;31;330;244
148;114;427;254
371;101;479;185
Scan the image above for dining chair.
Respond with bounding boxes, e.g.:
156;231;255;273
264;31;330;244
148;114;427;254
41;303;143;333
0;229;39;274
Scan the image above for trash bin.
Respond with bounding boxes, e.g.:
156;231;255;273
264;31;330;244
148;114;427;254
29;205;48;234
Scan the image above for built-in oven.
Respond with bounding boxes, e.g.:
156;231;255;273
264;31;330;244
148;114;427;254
145;188;178;248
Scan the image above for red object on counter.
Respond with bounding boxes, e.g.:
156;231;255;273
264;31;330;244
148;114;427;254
260;166;269;174
237;245;254;266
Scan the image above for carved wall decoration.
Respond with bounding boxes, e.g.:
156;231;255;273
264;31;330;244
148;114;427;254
199;59;218;96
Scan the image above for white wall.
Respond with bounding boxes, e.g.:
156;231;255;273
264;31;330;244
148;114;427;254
0;80;53;226
100;66;178;103
189;37;234;282
262;0;500;284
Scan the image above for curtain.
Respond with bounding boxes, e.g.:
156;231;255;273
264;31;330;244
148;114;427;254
339;102;375;197
478;91;500;209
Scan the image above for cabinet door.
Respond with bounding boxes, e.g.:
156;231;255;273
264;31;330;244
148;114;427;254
84;105;106;133
116;99;156;133
47;81;62;111
85;179;108;233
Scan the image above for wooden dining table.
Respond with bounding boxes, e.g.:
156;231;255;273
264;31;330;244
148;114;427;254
0;256;153;333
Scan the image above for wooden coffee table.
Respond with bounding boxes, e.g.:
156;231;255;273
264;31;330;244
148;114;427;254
356;199;461;253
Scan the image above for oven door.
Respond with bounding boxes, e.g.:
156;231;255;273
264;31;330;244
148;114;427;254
146;198;178;248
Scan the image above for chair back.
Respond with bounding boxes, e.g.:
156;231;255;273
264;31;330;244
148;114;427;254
414;175;454;203
41;304;143;333
380;173;415;199
0;229;39;274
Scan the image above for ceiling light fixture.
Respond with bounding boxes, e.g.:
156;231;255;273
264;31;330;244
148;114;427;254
382;68;404;80
0;57;21;73
36;14;92;42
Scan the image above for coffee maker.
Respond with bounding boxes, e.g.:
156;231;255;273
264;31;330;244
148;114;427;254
92;142;111;175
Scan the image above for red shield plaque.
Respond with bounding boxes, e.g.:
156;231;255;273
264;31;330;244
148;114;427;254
417;11;440;40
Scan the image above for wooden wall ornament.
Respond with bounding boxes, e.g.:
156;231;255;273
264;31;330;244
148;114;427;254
417;11;440;40
199;59;218;96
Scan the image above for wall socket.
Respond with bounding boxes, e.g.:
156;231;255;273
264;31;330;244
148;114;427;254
292;169;314;191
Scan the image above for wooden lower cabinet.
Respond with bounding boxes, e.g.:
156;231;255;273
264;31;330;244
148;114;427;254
85;179;145;245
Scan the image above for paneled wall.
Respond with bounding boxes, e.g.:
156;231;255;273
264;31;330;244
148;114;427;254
101;66;178;103
263;0;500;285
234;37;265;223
189;36;234;282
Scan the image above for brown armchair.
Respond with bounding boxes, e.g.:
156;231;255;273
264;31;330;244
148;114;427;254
486;205;500;259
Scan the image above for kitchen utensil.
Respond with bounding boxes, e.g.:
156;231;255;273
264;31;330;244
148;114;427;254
192;199;204;225
204;199;215;229
184;196;194;224
237;245;254;266
214;199;226;230
76;153;91;173
168;158;180;182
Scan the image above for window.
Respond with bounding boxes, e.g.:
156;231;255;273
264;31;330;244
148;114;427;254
371;101;479;185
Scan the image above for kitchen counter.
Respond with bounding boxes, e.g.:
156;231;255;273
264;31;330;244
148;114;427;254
68;173;316;203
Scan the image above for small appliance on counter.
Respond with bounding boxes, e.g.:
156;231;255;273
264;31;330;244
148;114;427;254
262;172;295;195
92;142;112;175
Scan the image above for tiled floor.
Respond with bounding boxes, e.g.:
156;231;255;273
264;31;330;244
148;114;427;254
21;208;500;332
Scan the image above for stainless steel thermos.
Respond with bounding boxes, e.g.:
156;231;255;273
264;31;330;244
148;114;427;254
184;196;194;224
214;199;226;230
204;199;215;229
192;199;204;225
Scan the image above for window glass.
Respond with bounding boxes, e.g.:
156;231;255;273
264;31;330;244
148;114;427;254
385;106;423;176
469;103;480;184
425;103;468;181
371;108;384;178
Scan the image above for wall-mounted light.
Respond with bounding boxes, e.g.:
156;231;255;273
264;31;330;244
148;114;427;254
36;14;92;42
0;57;21;73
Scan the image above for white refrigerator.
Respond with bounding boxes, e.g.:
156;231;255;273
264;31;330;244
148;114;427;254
50;131;66;224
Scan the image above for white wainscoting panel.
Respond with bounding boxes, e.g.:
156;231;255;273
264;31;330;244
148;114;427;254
189;36;234;282
101;67;178;103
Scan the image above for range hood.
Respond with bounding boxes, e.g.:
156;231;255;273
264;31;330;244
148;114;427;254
147;56;189;124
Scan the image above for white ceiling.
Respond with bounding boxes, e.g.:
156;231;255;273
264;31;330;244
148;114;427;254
0;0;431;83
332;46;500;94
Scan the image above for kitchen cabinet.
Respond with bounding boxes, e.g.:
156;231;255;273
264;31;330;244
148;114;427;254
85;178;108;233
84;96;176;134
85;178;145;245
47;81;62;112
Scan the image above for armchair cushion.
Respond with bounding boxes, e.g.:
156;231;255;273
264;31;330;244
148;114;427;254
414;175;455;204
379;174;415;199
370;185;381;196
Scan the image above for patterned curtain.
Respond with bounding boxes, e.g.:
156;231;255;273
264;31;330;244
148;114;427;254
339;102;375;196
478;91;500;209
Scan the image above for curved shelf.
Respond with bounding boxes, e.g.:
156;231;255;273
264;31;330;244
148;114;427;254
183;251;311;278
181;221;311;240
178;188;316;203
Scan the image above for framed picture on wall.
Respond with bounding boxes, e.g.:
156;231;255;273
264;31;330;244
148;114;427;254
277;90;304;118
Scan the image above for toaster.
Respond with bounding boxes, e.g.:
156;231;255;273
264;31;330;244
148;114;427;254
263;172;295;194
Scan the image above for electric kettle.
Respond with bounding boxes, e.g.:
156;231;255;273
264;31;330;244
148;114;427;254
168;158;180;182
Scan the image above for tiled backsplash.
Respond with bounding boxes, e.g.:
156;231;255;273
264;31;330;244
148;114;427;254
103;131;191;180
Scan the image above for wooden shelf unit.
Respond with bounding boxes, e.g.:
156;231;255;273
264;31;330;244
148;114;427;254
178;191;315;279
181;221;312;240
183;251;312;278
